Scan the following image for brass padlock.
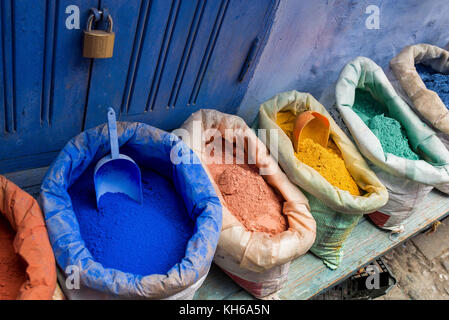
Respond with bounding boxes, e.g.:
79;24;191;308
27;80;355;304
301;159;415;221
83;14;115;58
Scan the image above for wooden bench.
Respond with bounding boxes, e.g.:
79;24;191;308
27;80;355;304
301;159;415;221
5;167;449;300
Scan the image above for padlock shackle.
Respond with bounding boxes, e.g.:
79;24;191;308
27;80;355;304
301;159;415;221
86;14;94;32
106;15;113;33
86;13;113;33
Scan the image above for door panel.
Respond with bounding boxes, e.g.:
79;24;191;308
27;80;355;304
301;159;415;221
85;0;276;130
82;0;142;130
0;0;277;173
0;0;98;172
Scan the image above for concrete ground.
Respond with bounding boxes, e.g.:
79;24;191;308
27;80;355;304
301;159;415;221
376;216;449;300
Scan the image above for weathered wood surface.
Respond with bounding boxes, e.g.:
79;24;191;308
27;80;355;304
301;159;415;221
194;190;449;300
4;166;449;300
4;166;48;199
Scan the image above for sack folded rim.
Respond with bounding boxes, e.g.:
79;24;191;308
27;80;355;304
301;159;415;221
40;122;222;299
180;109;316;272
336;56;449;185
390;43;449;135
0;175;57;300
258;90;389;215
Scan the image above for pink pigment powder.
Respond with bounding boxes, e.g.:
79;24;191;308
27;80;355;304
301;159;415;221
206;138;287;235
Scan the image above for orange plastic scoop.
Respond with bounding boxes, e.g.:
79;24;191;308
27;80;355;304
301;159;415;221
293;111;330;151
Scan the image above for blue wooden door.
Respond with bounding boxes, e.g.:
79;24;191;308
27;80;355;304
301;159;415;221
0;0;276;173
83;0;277;130
0;0;98;173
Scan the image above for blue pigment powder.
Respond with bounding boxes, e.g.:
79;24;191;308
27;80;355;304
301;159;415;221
416;64;449;109
68;165;194;276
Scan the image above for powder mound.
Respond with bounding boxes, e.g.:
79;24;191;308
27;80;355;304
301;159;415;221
69;167;194;276
353;89;420;160
276;110;297;141
206;137;287;236
0;216;26;300
296;138;361;196
416;64;449;109
216;164;287;235
352;89;386;122
368;114;419;160
276;111;361;196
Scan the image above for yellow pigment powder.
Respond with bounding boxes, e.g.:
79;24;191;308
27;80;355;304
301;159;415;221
276;110;361;196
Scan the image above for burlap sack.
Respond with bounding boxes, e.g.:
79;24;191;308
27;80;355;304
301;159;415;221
180;109;316;298
257;91;388;214
321;84;435;231
41;122;222;300
256;91;388;268
333;56;449;230
0;175;56;300
390;44;449;136
389;44;449;195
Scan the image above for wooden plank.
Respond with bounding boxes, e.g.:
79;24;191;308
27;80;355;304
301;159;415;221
21;185;41;200
0;0;15;134
2;166;48;199
3;166;48;188
193;264;242;300
194;190;449;300
82;0;142;130
0;0;99;173
0;151;57;175
110;0;277;131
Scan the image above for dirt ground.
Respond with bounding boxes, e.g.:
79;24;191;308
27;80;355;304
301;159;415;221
314;216;449;300
376;217;449;300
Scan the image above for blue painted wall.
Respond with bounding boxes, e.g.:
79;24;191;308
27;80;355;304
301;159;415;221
3;0;449;173
237;0;449;123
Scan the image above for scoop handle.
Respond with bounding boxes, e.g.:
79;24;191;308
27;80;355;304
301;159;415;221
107;107;119;159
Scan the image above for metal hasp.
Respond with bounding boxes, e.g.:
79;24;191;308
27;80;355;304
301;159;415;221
94;108;142;208
83;9;115;58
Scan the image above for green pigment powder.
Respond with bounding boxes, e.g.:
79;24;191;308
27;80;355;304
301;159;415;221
352;89;420;160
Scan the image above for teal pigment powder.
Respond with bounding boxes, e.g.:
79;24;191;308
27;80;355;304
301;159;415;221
416;64;449;109
68;165;194;276
352;89;420;160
